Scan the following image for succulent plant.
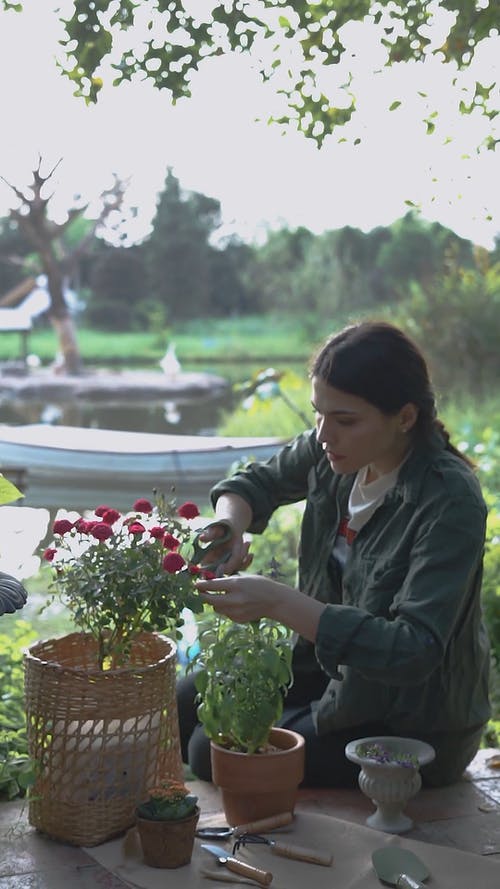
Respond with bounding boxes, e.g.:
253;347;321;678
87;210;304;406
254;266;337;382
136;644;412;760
136;779;198;822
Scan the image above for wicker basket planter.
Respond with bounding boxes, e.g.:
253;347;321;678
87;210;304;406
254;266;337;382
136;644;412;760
24;631;183;846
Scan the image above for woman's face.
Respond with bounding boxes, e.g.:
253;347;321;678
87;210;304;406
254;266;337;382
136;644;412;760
311;376;414;480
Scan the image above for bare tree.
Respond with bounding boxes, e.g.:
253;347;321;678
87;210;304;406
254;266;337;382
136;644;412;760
1;158;126;374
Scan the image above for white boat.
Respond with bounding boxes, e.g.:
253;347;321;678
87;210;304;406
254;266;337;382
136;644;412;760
0;424;286;511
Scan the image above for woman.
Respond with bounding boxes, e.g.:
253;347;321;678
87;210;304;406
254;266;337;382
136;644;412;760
178;321;490;787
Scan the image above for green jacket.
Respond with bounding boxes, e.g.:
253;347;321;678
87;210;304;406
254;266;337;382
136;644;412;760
211;429;490;747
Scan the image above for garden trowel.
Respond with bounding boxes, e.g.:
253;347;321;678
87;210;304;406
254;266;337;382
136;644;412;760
372;846;429;888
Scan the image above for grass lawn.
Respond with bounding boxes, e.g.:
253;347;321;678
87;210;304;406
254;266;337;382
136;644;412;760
0;316;316;366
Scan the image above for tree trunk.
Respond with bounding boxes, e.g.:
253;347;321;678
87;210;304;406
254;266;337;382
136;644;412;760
50;315;83;375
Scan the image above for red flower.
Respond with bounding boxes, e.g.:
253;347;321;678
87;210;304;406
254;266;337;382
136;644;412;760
178;501;200;519
101;508;121;525
91;523;114;541
201;569;217;580
163;552;186;573
149;525;165;540
43;547;57;562
53;519;74;535
188;564;201;575
95;505;112;517
74;517;90;533
75;519;99;534
133;498;153;514
128;521;146;536
163;533;180;550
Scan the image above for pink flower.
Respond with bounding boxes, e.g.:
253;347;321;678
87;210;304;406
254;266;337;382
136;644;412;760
53;519;74;535
101;508;121;525
95;505;112;517
91;523;114;541
128;521;146;536
178;501;200;519
43;547;57;562
163;552;186;573
133;498;153;514
149;526;165;540
163;533;180;550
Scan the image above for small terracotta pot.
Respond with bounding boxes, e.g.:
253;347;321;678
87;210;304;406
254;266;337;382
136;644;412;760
136;805;200;868
211;727;305;826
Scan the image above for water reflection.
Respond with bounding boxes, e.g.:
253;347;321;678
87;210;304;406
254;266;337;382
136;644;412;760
0;390;234;436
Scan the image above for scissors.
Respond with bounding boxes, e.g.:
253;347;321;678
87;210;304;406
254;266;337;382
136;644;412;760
191;520;234;572
196;811;293;840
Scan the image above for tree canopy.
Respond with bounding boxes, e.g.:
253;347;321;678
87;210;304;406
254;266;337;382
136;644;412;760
5;1;498;147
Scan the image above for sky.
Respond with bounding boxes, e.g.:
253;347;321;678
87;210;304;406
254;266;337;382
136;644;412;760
0;1;499;249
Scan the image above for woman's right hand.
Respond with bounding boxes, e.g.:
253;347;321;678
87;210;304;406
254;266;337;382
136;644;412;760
197;521;253;576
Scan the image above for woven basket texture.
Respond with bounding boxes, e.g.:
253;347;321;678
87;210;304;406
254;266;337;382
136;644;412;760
24;631;183;846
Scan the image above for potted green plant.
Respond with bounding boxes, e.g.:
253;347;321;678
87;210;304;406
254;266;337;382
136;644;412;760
135;778;200;868
191;614;305;826
24;492;208;846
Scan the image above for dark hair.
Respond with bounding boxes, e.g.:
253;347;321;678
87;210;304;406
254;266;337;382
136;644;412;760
310;321;472;466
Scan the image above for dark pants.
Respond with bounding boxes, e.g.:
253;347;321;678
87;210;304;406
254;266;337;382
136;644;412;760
176;670;484;788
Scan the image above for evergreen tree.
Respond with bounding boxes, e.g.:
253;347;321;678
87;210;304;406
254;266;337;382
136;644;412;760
146;169;221;321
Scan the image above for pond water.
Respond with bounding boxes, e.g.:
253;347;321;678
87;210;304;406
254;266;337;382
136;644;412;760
0;365;238;436
0;360;298;436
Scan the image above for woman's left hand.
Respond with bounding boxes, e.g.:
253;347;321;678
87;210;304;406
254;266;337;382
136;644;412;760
195;574;289;623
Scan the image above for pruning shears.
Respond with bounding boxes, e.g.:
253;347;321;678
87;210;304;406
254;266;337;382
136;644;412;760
191;520;234;572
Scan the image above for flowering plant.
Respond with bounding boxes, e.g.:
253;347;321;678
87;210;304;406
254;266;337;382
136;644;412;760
42;493;209;669
136;778;198;821
355;741;419;769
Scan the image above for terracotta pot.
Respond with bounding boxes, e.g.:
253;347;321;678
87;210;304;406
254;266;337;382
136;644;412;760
210;727;305;826
136;805;200;868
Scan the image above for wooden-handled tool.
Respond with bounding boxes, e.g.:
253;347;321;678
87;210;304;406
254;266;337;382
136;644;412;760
263;837;332;866
232;812;293;837
201;843;273;886
234;833;332;866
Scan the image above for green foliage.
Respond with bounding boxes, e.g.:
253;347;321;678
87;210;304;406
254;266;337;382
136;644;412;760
45;1;500;147
375;213;475;300
43;494;204;669
0;620;37;800
0;475;23;506
85;245;150;331
146;169;223;321
390;254;500;397
482;721;500;749
221;369;312;439
249;506;304;589
192;616;293;754
480;507;500;669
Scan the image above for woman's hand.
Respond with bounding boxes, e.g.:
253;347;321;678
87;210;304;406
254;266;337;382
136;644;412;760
196;574;287;622
196;522;253;576
196;574;327;642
